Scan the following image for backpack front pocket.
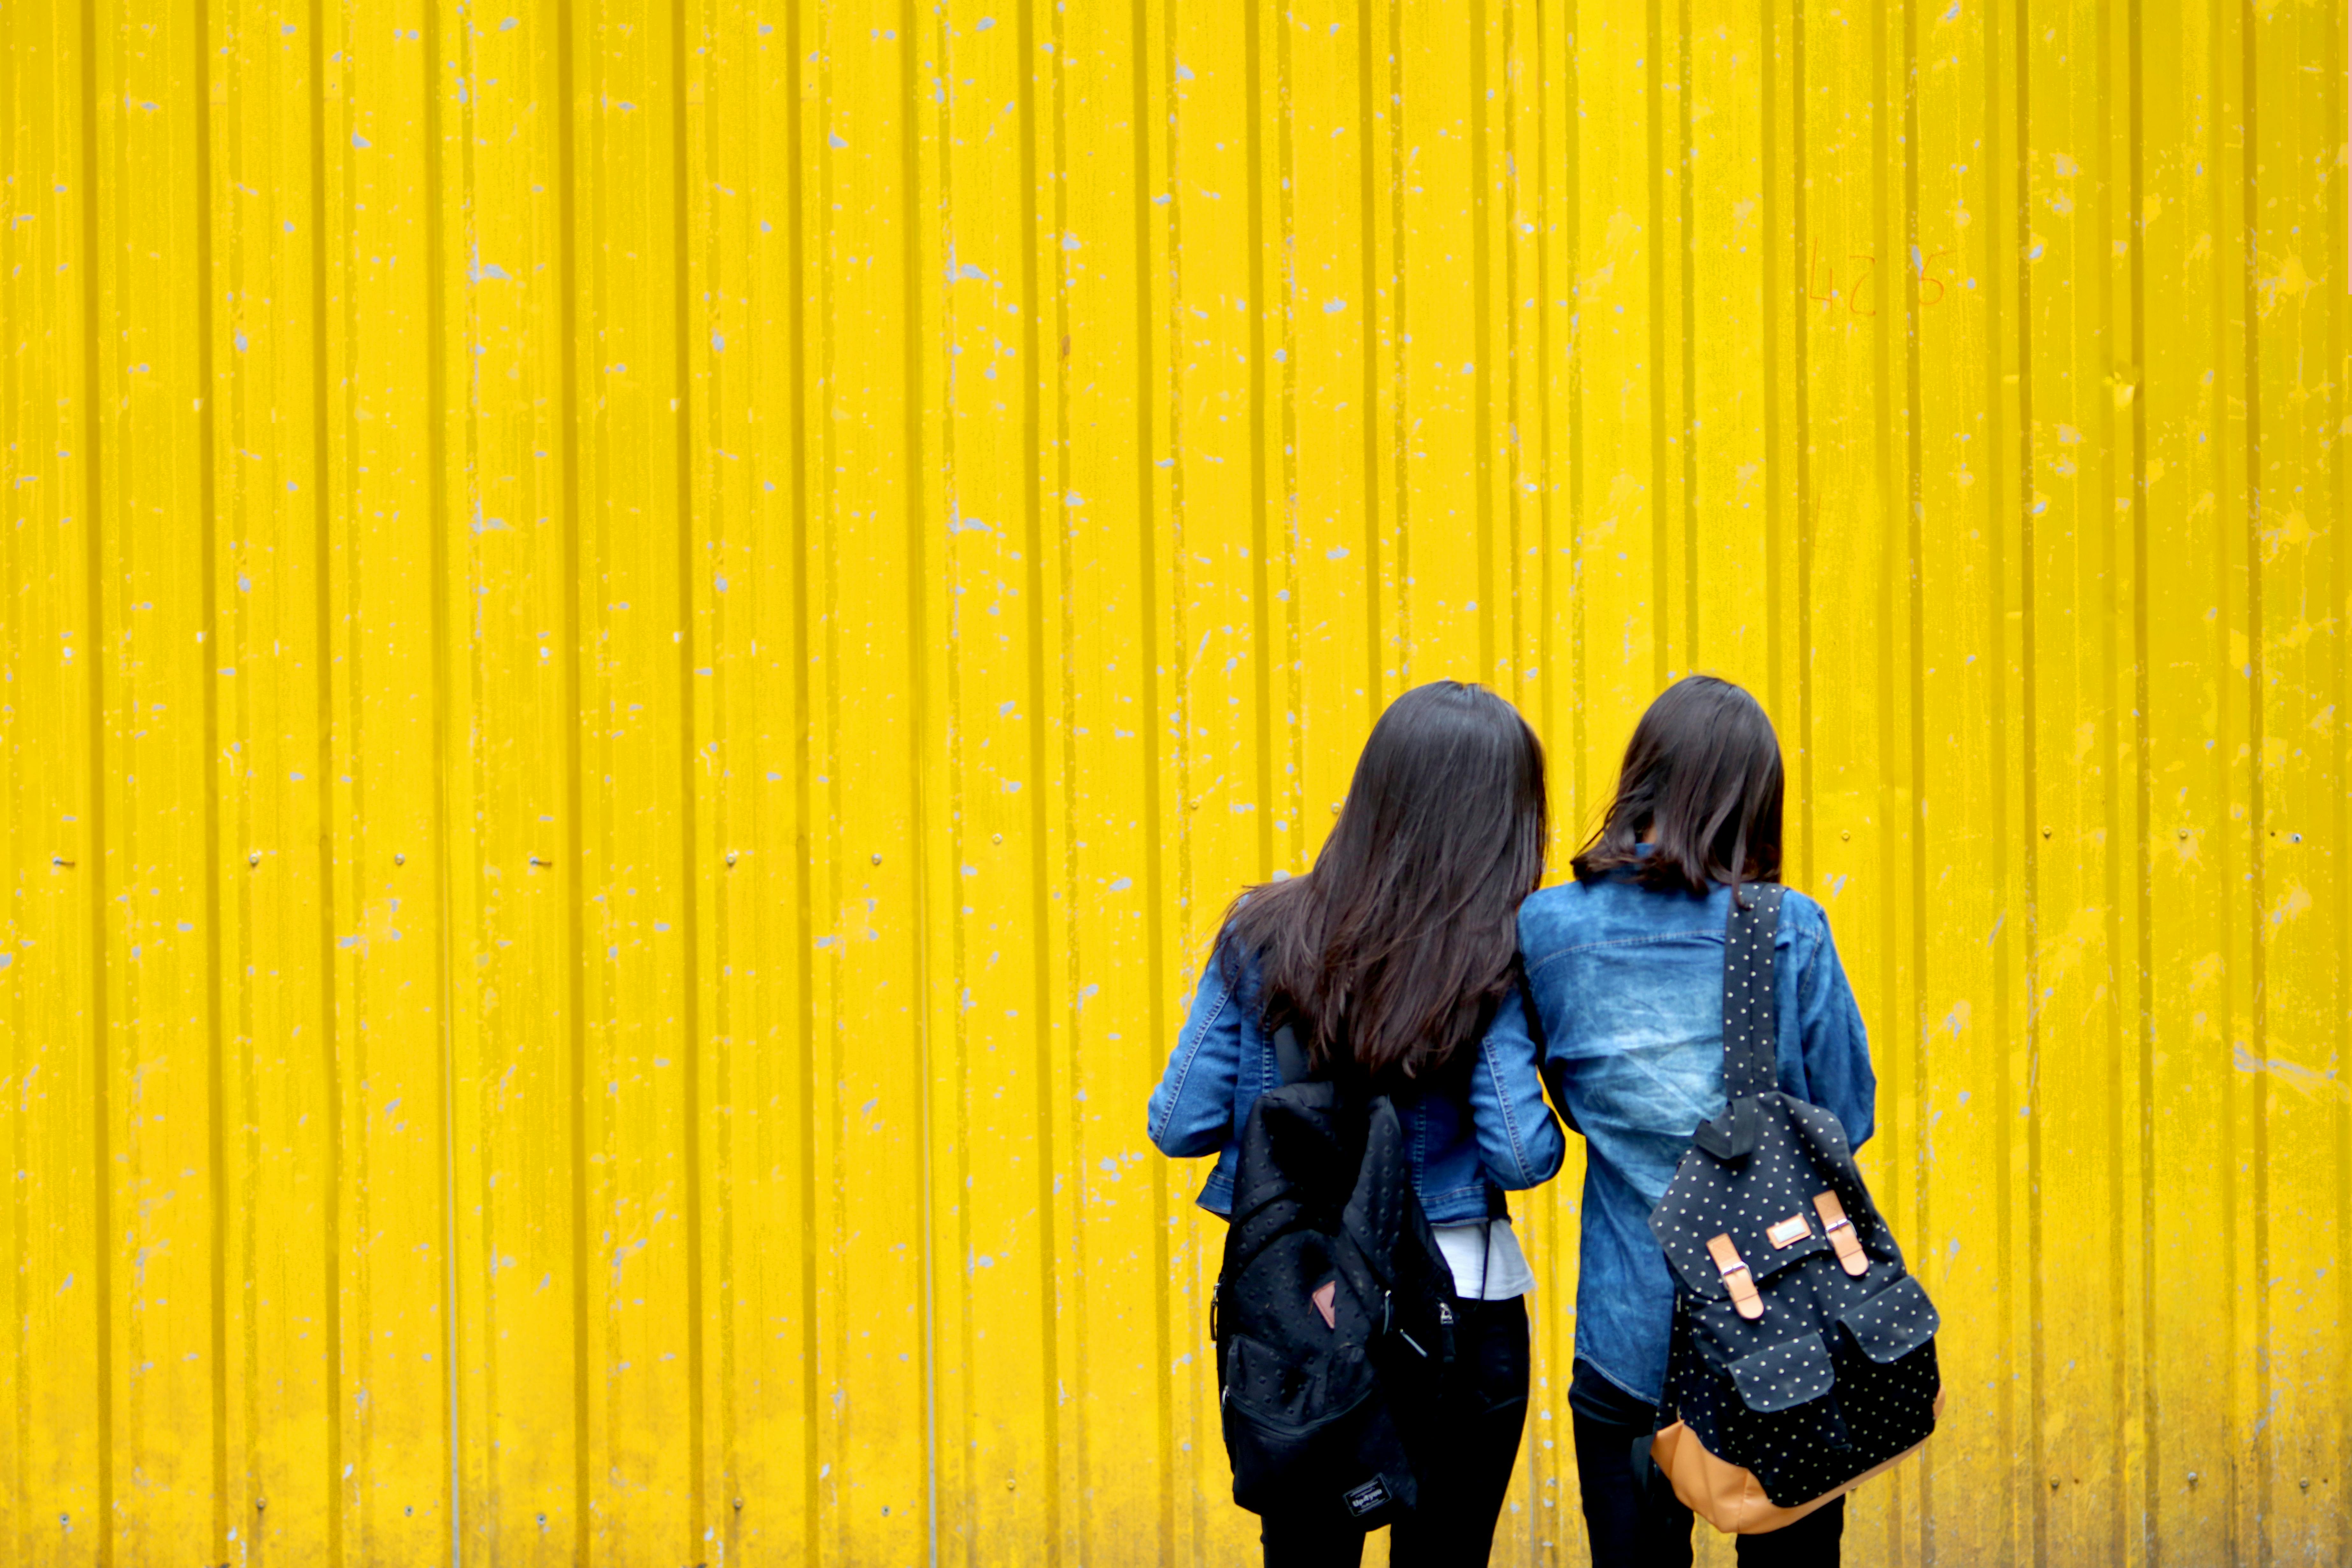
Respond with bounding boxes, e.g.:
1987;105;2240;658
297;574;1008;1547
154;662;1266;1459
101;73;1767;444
1837;1274;1941;1364
1725;1331;1836;1413
1220;1332;1410;1519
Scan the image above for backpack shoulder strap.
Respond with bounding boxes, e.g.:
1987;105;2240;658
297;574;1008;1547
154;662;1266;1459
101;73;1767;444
1272;1021;1313;1087
1721;882;1787;1099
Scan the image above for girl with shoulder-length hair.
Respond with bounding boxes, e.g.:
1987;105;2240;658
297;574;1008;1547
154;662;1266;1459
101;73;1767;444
1521;675;1876;1567
1147;680;1566;1566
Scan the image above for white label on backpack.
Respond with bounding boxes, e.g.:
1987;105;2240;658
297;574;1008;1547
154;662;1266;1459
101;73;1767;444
1343;1478;1392;1518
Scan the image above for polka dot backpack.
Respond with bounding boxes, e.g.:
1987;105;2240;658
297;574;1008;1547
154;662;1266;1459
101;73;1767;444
1645;883;1944;1535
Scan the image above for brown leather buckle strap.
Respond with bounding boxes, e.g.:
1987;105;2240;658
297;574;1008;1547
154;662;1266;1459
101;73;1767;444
1814;1192;1869;1277
1707;1233;1765;1320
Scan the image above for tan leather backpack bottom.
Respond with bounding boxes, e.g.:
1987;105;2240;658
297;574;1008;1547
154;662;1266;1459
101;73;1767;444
1650;1387;1946;1536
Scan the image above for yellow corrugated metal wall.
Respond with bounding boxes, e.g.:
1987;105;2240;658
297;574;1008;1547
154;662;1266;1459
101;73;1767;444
1;0;2344;1563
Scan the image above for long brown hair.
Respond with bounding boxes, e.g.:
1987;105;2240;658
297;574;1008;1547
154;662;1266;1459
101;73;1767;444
1571;674;1784;896
1219;681;1547;1078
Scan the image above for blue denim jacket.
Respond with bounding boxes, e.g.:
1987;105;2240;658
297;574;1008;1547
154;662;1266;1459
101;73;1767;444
1146;934;1567;1223
1520;870;1875;1403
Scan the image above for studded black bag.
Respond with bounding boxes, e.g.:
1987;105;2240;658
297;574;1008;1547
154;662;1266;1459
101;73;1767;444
1211;1024;1460;1527
1645;883;1943;1534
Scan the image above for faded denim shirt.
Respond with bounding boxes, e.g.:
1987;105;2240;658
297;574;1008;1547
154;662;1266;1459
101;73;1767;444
1520;868;1874;1402
1146;934;1566;1224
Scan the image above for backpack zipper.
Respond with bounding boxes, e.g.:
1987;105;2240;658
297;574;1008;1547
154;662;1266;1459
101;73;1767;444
1386;1290;1434;1356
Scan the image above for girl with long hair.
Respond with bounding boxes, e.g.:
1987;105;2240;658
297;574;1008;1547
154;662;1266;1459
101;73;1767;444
1147;680;1565;1566
1522;675;1876;1566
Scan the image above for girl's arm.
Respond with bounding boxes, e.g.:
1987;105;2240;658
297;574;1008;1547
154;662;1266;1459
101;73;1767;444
1793;915;1877;1149
1467;983;1569;1188
1146;947;1248;1159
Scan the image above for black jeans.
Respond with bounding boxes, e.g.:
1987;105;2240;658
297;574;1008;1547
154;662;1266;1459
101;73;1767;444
1569;1359;1844;1567
1260;1296;1530;1568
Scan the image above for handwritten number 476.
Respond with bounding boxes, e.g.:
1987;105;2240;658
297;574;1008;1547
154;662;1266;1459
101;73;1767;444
1808;240;1953;312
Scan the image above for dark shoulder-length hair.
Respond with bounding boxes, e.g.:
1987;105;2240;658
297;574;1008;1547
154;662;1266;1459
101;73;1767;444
1571;675;1784;897
1218;681;1547;1079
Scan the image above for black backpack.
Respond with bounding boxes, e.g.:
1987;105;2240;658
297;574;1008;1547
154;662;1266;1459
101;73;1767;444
1646;884;1943;1530
1211;1023;1459;1526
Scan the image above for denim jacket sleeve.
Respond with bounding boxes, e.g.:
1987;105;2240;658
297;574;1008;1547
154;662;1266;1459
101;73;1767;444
1788;907;1876;1150
1465;983;1568;1189
1146;947;1247;1159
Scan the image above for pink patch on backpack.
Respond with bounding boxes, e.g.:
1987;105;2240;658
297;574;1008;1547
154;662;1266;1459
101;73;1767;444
1311;1280;1337;1329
